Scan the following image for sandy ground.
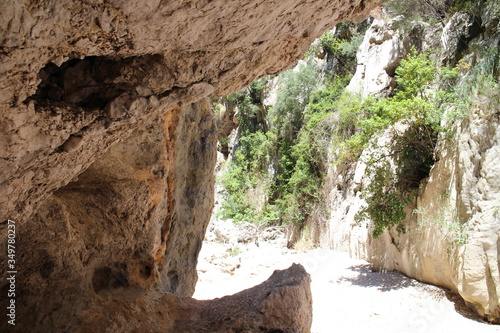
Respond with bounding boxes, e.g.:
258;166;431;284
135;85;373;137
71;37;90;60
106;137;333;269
194;219;500;333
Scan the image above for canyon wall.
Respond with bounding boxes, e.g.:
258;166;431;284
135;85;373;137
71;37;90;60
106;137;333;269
0;0;383;331
310;7;500;323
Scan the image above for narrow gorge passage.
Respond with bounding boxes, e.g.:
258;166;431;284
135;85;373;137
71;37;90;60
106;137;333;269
195;219;500;333
211;0;500;325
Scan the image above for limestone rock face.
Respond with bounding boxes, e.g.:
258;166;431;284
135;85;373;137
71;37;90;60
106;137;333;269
0;0;382;225
346;17;405;97
4;99;217;331
0;0;383;332
367;97;500;323
346;15;440;97
441;12;482;65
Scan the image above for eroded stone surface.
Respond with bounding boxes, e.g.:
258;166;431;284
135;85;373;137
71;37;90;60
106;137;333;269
3;99;216;330
75;264;312;333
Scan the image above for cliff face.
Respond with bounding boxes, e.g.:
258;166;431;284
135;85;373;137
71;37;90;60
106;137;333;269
310;7;500;323
0;0;383;331
376;98;500;322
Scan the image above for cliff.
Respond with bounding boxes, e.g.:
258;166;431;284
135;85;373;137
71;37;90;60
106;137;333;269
310;3;500;323
0;0;383;332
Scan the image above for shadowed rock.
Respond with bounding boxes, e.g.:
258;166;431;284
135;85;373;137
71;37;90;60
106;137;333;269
76;264;312;333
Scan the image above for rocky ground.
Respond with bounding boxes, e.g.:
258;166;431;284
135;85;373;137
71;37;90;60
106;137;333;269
194;218;500;333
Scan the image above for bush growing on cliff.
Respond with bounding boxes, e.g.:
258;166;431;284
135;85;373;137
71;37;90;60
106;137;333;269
217;17;370;227
384;0;455;22
270;61;320;137
218;57;355;226
356;162;411;238
218;61;324;225
218;77;274;223
267;60;324;225
341;40;498;238
307;22;368;75
275;76;349;225
348;49;444;237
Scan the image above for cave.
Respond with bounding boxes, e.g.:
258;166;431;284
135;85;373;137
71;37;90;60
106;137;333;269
31;54;168;109
2;0;498;332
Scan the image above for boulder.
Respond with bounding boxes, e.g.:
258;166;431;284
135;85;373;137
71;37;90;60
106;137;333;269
75;264;312;333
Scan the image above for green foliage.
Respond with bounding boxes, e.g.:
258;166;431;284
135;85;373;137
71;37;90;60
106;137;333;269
227;246;243;257
347;49;445;237
319;30;360;59
395;50;437;99
219;57;353;226
306;21;367;75
348;43;498;238
217;151;254;222
217;129;276;224
270;60;320;137
217;12;498;238
452;46;500;112
336;49;441;158
218;77;274;223
306;76;351;117
355;163;411;238
383;0;453;22
392;123;438;190
226;77;269;135
271;73;353;225
449;0;480;13
434;45;500;124
319;31;340;55
384;0;493;26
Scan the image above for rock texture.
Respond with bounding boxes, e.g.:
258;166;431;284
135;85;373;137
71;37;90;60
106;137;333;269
3;99;217;330
346;17;404;97
346;15;440;97
0;0;383;332
0;0;382;225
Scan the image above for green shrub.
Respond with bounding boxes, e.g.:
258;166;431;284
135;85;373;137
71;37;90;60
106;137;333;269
270;60;320;137
355;163;411;238
349;49;443;237
383;0;452;22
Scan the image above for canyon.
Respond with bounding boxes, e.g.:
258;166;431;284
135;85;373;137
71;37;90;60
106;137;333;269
213;0;499;326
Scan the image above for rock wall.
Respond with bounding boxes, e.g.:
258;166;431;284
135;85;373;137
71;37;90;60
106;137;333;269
368;103;500;322
346;15;441;97
2;99;217;330
0;0;381;225
309;8;500;323
0;0;383;331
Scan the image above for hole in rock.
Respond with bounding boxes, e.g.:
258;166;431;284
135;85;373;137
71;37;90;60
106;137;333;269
92;266;129;293
92;267;112;293
167;270;179;293
33;57;125;109
31;54;166;109
140;265;152;279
